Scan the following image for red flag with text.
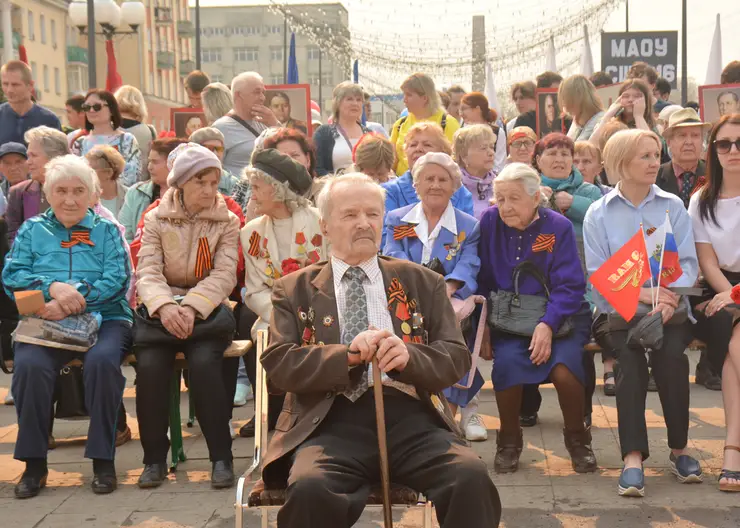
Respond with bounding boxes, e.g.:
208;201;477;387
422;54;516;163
589;228;651;322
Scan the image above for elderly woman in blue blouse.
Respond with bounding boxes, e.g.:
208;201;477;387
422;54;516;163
584;129;700;498
478;162;596;475
3;155;132;499
383;152;485;441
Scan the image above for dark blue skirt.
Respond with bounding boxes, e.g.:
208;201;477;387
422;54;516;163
444;304;485;407
490;306;591;391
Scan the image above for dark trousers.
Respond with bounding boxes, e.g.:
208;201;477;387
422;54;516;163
599;317;693;460
12;320;131;461
135;335;233;464
276;390;501;528
693;306;735;375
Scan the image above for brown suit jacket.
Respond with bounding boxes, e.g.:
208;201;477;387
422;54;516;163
655;159;706;204
261;256;471;485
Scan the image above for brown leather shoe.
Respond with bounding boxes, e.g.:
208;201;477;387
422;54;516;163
494;429;523;474
115;426;132;447
564;426;598;473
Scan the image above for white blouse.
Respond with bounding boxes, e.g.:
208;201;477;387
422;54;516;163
688;192;740;272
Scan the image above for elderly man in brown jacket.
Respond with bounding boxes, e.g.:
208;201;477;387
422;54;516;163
260;173;501;527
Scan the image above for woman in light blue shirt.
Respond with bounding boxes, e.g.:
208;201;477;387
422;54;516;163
583;129;700;498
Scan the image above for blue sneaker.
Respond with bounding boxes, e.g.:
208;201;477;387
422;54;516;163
669;453;703;483
618;466;645;497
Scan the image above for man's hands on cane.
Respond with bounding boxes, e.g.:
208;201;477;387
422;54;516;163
348;326;410;372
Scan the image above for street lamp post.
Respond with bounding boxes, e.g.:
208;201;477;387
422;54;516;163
68;0;146;89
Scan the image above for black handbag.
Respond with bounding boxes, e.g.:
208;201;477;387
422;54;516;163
488;261;574;338
54;365;88;419
133;303;236;347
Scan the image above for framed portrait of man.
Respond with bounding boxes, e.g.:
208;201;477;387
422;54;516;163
265;84;312;136
535;88;562;138
698;83;740;124
170;107;207;138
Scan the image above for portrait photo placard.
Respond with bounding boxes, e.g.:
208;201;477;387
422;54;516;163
698;83;740;124
265;84;312;136
535;88;562;138
170;107;207;138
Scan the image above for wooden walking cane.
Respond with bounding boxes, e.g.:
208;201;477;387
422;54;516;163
371;357;393;528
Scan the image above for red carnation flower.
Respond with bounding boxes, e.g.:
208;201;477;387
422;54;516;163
731;284;740;305
281;258;302;276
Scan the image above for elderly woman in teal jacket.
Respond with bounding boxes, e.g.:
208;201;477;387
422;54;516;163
3;155;132;499
534;133;603;242
383;152;485;441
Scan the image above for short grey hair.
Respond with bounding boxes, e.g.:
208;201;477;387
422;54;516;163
331;81;364;121
245;167;311;213
189;126;225;146
316;172;386;220
231;71;263;95
494;162;542;197
43;155;98;197
24;126;70;159
453;124;496;166
411;152;462;190
202;82;233;124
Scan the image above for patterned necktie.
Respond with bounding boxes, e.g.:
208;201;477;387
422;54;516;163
342;266;370;402
679;171;694;208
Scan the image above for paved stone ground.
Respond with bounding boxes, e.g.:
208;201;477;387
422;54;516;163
1;350;739;527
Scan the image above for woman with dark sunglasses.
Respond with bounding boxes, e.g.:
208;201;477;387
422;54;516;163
71;89;142;186
687;113;740;492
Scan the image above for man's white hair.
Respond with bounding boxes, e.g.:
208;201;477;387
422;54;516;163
43;155;98;197
231;71;263;95
316;172;386;220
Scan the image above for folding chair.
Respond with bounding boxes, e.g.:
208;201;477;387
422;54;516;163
235;329;434;528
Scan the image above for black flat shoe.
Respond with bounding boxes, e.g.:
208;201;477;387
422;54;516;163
137;463;168;489
211;460;234;489
519;413;538;427
239;418;255;438
91;459;117;495
14;470;48;499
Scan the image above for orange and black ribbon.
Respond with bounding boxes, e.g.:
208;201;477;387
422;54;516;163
387;278;408;307
393;224;418;241
532;233;556;253
194;237;213;278
61;230;95;248
247;231;261;257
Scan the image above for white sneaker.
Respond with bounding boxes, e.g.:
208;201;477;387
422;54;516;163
4;392;13;405
462;412;488;441
229;419;237;439
233;384;251;407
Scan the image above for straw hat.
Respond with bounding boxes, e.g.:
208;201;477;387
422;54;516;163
662;108;712;139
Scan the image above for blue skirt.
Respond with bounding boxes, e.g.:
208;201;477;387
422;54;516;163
491;307;591;391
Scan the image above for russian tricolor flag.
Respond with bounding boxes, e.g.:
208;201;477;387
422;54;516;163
645;213;683;287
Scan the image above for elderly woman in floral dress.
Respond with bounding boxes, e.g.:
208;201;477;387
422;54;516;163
238;149;330;437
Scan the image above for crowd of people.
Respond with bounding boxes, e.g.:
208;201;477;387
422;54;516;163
1;53;740;526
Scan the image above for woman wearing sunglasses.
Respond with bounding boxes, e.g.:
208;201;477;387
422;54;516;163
188;127;239;195
71;89;142;187
687;114;740;492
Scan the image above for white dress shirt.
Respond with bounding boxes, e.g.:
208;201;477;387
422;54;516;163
331;255;418;398
402;201;458;263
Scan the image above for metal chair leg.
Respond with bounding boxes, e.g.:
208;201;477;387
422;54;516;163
187;369;196;427
169;370;187;471
423;500;433;528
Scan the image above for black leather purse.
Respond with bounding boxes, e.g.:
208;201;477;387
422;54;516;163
488;261;574;338
133;303;236;347
54;365;88;419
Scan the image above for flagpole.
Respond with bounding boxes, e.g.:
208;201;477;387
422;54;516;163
639;223;655;309
655;211;670;311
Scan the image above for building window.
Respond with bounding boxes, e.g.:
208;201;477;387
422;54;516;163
321;73;333;86
39;14;46;44
264;25;281;35
67;64;88;95
51;20;56;47
158;71;163;98
43;65;49;92
270;48;283;61
27;11;34;41
201;48;222;63
234;47;258;62
270;75;283;85
54;67;60;94
307;47;321;61
308;74;321;85
210;74;223;83
30;61;37;81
